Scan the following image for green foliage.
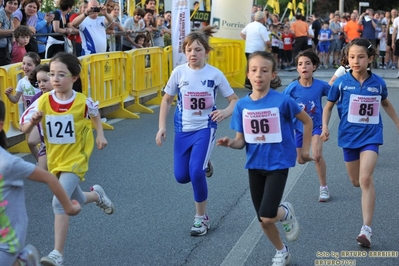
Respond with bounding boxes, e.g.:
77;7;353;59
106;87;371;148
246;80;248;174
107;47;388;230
41;0;56;13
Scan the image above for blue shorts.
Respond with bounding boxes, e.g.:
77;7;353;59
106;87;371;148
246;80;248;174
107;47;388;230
318;43;330;53
343;144;379;162
295;126;322;148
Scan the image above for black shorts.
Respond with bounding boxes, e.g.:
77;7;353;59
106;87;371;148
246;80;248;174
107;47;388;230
248;169;288;221
271;46;279;54
395;40;399;56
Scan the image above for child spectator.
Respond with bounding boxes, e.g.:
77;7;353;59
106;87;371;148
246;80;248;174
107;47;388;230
11;25;32;63
152;16;170;48
270;24;281;68
318;21;333;69
378;23;387;69
282;25;294;70
278;25;284;70
133;34;146;49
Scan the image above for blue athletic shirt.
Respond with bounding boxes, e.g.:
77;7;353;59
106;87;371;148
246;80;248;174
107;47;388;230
283;78;330;132
230;90;302;170
328;71;387;149
164;63;235;132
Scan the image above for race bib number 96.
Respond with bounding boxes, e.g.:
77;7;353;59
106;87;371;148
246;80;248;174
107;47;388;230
45;114;76;144
243;107;282;144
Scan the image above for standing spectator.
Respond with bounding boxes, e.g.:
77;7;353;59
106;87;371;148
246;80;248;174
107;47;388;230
307;16;315;50
282;25;294;69
291;13;309;60
71;0;113;55
0;0;18;66
68;0;88;56
163;10;171;29
240;11;270;89
45;0;75;58
36;0;53;59
122;7;145;51
378;23;387;68
387;9;398;69
269;24;280;67
329;13;343;68
250;5;257;22
391;11;399;77
143;8;156;47
318;21;333;69
13;0;39;53
358;9;377;48
312;13;322;52
109;2;124;51
152;16;170;48
344;13;362;43
11;25;32;63
144;0;157;17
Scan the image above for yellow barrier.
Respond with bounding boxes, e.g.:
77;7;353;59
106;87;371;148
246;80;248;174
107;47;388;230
125;47;165;113
0;67;11;133
163;46;173;85
209;38;246;88
80;52;139;129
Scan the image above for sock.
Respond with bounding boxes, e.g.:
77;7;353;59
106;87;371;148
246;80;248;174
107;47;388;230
277;245;288;253
51;249;62;257
363;225;372;232
94;191;102;203
280;205;289;221
320;186;328;190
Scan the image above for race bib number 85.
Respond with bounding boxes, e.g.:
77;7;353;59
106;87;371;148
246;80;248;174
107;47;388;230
45;114;76;144
348;94;381;124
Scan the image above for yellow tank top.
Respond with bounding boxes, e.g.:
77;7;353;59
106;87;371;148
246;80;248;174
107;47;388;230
38;92;94;181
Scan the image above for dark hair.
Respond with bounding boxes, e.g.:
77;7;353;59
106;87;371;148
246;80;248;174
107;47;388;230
14;25;33;39
144;9;154;15
29;64;50;85
134;34;146;43
247;51;282;89
295;49;321;71
182;26;217;53
134;7;145;17
0;100;7;149
346;38;377;67
340;44;349;67
3;0;21;8
49;52;81;77
144;0;156;7
24;52;41;66
59;0;75;11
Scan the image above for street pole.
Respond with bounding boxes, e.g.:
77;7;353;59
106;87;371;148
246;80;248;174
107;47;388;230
339;0;344;15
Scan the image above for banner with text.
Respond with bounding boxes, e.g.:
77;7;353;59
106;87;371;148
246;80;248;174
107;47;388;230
172;0;190;68
210;0;252;40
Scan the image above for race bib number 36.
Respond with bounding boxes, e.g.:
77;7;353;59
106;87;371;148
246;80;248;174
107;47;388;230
45;114;76;144
348;94;381;124
243;107;282;144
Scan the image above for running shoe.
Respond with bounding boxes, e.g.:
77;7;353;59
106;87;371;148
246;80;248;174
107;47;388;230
91;185;115;215
205;161;213;178
280;202;300;241
319;187;330;202
357;225;372;248
18;244;41;266
40;250;63;266
190;214;210;236
272;247;291;266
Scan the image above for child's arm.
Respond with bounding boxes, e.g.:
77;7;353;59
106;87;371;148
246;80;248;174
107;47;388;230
4;88;22;103
28;167;81;216
209;93;239;123
20;111;43;133
90;114;107;150
295;110;314;162
321;101;335;141
217;132;246;149
155;93;174;146
381;98;399;132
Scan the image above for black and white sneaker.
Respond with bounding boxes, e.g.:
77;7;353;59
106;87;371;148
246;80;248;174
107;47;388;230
205;161;213;178
272;246;291;266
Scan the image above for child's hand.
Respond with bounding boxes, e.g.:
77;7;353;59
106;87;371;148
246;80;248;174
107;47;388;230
155;128;166;146
66;200;81;216
320;128;330;142
31;111;43;125
217;137;231;147
5;87;13;96
210;109;229;123
301;152;315;162
96;135;107;150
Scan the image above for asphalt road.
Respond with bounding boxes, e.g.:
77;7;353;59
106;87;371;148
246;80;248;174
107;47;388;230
19;81;399;265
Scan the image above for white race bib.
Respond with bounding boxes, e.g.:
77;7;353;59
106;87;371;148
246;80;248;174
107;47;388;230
182;91;213;117
347;94;381;124
243;107;282;144
45;114;76;144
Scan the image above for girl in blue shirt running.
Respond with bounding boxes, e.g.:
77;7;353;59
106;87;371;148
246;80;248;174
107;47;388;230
283;49;331;202
217;51;313;266
321;38;399;248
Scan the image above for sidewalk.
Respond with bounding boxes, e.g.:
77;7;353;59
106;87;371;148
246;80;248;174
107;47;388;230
278;66;399;87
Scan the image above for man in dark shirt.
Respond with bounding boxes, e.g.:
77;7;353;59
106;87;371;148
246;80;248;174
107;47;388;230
312;13;322;52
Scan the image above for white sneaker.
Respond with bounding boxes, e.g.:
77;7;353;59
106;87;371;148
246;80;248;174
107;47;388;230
272;248;292;266
280;202;300;241
319;187;330;202
357;225;372;248
91;185;115;215
40;250;63;266
190;214;210;236
18;244;41;266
